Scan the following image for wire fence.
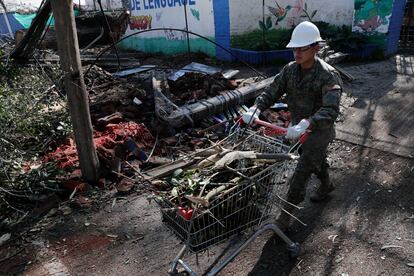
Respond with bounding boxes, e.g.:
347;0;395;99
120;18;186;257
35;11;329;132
400;0;414;51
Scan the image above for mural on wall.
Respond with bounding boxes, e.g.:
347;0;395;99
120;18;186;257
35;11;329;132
231;0;322;51
191;8;200;21
352;0;394;34
119;0;215;56
264;0;318;28
129;15;152;30
267;1;292;25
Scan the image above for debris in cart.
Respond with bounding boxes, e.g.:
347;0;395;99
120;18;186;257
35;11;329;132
213;150;299;169
149;129;300;274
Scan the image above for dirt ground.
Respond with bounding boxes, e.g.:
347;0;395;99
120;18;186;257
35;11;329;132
1;54;413;276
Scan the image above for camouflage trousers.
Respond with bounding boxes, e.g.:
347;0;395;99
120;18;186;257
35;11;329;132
286;127;335;205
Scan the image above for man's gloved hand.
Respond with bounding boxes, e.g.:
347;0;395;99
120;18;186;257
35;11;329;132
242;106;261;125
286;119;310;140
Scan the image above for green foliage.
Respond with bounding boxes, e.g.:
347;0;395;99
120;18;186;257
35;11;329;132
0;60;71;193
232;21;380;53
0;50;18;80
314;22;373;51
259;16;273;32
231;28;292;51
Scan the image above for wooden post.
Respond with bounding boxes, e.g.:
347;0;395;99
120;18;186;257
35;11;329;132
51;0;100;182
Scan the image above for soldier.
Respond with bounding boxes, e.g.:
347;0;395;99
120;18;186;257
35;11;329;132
242;21;343;230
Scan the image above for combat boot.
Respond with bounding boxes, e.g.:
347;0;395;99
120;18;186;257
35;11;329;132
310;175;335;202
276;205;294;232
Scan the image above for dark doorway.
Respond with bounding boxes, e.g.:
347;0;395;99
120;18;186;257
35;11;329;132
400;0;414;51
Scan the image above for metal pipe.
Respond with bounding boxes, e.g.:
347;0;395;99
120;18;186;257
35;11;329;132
183;0;191;62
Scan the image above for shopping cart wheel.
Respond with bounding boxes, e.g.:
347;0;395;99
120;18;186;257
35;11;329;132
287;242;301;258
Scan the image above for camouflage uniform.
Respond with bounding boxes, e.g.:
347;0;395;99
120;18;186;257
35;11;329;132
255;57;342;205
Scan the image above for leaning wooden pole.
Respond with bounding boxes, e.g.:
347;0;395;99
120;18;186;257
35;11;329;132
51;0;100;182
10;0;51;60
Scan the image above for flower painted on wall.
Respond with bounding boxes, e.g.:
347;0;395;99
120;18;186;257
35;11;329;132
281;0;318;28
293;0;304;16
267;1;292;25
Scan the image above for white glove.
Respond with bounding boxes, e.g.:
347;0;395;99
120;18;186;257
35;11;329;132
242;106;260;125
286;119;310;140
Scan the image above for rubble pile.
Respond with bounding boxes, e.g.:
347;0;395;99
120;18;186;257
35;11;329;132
167;72;238;104
43;122;154;171
1;18;292;232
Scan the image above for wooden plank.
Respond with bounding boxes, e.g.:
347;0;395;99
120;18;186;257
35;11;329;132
141;159;196;180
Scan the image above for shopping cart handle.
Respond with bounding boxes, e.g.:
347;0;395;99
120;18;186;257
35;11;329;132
254;118;309;144
254;118;286;135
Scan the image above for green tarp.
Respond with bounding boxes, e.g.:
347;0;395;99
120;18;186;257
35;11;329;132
13;10;79;29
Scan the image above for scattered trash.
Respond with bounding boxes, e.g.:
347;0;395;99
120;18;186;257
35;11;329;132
328;235;338;243
168;62;222;81
335;256;344;263
406;215;414;220
133;97;143;107
381;245;404;250
116;179;135;195
97;112;124;127
0;233;11;246
59;206;72;216
112;65;157;77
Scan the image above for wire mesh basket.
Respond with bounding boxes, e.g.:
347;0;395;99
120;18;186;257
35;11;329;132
157;129;296;253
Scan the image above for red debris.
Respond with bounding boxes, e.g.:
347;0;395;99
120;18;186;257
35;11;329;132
116;178;135;195
60;179;90;192
43;122;154;169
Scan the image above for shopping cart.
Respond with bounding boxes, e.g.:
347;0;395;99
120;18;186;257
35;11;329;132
154;124;303;275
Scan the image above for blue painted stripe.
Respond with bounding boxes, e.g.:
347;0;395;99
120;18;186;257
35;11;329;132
386;0;407;55
213;0;231;60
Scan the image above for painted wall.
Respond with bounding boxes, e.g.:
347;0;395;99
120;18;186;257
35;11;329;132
352;0;394;34
85;0;403;59
228;0;356;51
117;0;215;56
85;0;125;10
230;0;355;35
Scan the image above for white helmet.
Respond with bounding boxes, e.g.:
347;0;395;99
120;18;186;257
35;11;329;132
286;21;324;48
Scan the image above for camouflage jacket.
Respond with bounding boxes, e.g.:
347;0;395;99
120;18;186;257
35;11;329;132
255;57;343;130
